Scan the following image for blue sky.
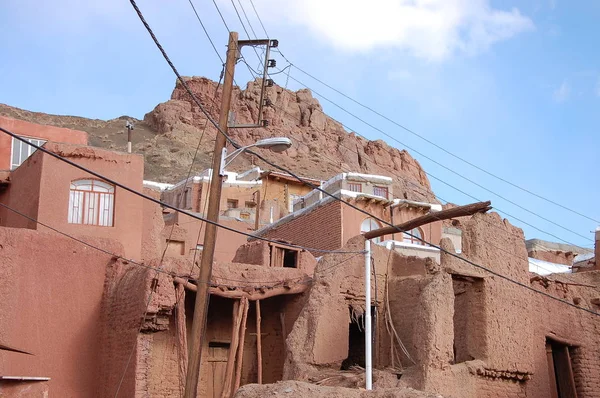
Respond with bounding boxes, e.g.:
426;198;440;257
0;0;598;248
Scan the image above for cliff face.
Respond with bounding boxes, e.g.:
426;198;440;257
0;77;435;201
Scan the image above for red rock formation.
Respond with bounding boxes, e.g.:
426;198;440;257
145;77;435;201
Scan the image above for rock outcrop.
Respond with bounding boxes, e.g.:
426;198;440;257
0;77;435;201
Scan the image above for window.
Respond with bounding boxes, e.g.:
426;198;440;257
361;218;382;244
373;186;388;199
240;211;251;220
288;193;302;213
270;244;300;268
182;188;191;209
11;136;46;170
68;179;115;226
347;183;362;192
245;201;256;209
227;199;238;209
403;227;424;245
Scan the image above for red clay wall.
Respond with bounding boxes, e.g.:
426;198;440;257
0;227;123;397
34;143;145;260
0;116;88;170
166;212;251;263
527;272;600;398
0;150;43;229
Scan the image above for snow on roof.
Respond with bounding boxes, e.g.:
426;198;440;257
320;172;393;191
528;257;572;276
143;180;174;191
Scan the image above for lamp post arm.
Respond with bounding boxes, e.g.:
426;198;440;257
220;144;257;175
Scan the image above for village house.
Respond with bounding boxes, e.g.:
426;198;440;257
1;116;599;398
161;167;321;227
253;171;445;261
0;116;319;397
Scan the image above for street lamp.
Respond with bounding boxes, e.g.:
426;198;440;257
220;137;292;175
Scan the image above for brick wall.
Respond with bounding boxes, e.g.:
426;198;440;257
260;201;343;255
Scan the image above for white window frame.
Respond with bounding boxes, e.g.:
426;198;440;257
68;179;115;227
361;218;382;244
10;136;46;170
289;193;302;212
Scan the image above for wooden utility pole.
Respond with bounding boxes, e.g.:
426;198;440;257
184;31;239;398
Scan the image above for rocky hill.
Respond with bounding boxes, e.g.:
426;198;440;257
0;77;435;201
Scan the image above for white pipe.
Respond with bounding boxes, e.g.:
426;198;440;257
364;238;372;390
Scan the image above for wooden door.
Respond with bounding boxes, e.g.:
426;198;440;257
207;343;230;398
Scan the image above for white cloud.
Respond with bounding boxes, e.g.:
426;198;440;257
553;81;570;102
252;0;534;60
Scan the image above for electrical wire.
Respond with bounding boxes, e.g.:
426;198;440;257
204;3;594;250
212;0;598;245
276;70;594;245
272;49;600;225
125;0;600;336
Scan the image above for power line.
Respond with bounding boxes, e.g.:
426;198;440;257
276;70;594;245
0;127;360;255
247;0;268;38
273;49;600;225
182;0;594;254
211;6;594;247
128;0;600;321
240;10;595;242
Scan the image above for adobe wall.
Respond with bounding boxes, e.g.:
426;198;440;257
528;249;575;266
259;201;343;255
166;212;251;262
401;212;534;398
35;143;145;260
0;226;123;397
527;271;600;398
0;115;88;170
232;240;317;275
142;187;166;261
284;235;432;381
0;149;43;229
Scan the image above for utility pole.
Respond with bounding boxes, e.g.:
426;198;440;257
184;31;238;398
125;121;134;153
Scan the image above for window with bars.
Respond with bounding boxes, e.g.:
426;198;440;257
403;227;424;245
373;186;388;199
68;179;115;227
227;199;238;209
347;183;362;192
11;136;46;170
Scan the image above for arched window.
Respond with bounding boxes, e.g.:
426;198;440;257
403;227;424;245
361;218;382;244
68;179;115;227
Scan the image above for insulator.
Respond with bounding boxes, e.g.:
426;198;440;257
267;59;276;68
265;79;274;87
270;39;279;48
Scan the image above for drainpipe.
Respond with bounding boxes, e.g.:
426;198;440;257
364;238;372;390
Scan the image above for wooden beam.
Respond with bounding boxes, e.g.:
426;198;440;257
221;300;243;398
233;298;249;395
256;300;263;384
175;284;188;396
174;277;311;301
364;201;492;240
